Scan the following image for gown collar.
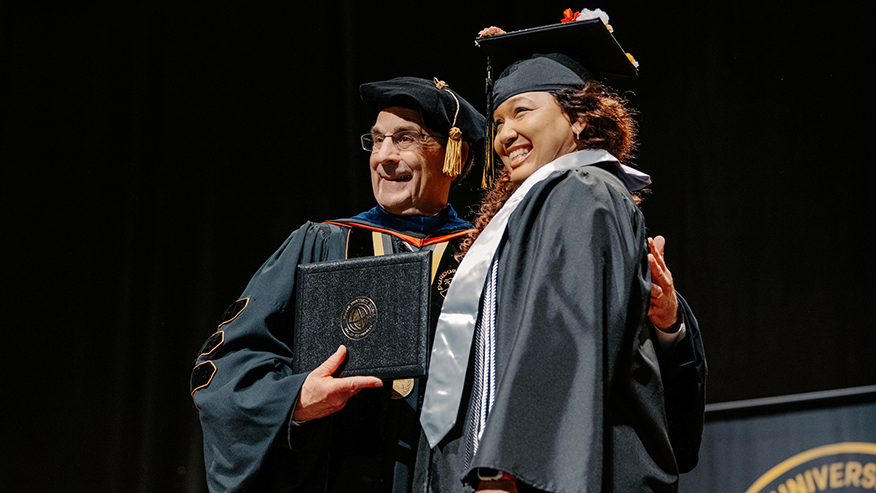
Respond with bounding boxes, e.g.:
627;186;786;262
349;204;473;235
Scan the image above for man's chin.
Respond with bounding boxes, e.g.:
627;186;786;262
376;196;413;216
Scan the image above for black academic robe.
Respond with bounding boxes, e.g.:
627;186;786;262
190;200;705;493
191;211;472;493
658;294;706;475
423;165;705;492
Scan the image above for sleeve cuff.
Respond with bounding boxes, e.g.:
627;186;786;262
655;305;687;349
656;321;686;349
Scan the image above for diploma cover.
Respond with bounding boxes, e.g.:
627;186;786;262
293;250;431;379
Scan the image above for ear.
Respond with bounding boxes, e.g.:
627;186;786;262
571;119;586;138
460;142;470;169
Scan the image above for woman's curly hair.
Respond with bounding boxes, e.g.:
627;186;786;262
553;81;638;163
457;80;641;259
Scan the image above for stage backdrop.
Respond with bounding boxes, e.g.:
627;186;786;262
681;387;876;493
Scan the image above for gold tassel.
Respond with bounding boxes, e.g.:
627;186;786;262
481;147;493;189
434;77;463;178
481;73;495;189
481;115;495;188
443;127;463;176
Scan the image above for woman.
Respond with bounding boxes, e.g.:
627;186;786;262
419;16;705;493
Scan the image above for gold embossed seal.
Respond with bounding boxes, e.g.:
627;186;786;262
341;296;378;340
436;268;456;298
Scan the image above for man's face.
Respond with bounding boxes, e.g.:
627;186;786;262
368;107;454;216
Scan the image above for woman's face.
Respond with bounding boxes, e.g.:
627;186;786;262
492;91;584;185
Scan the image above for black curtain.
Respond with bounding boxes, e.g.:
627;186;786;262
4;1;874;491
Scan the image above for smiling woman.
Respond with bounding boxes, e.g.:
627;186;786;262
461;71;641;255
418;15;706;493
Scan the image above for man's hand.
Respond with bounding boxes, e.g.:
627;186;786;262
292;345;383;422
648;235;679;331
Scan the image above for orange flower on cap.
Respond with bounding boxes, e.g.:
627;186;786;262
561;8;580;23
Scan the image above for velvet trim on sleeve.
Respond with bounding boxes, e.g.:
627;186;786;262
191;222;348;492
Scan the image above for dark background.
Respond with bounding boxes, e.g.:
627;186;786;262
3;1;874;491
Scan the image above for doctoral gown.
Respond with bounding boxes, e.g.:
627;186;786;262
191;205;473;492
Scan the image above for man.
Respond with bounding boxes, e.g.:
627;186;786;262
190;76;704;492
191;77;486;492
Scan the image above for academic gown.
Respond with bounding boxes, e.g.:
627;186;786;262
423;164;706;493
191;205;473;493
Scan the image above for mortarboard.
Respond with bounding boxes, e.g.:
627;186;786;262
474;13;639;186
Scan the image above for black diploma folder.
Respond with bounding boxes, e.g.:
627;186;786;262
293;250;431;379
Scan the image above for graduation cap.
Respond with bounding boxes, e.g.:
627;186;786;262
360;76;486;179
474;15;639;186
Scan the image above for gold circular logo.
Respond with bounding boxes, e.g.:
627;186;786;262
746;442;876;493
341;296;378;340
437;268;456;298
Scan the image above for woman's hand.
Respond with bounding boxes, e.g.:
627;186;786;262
648;236;679;331
292;345;383;422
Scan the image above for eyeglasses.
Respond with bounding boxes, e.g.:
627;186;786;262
360;130;444;152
